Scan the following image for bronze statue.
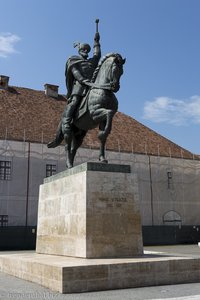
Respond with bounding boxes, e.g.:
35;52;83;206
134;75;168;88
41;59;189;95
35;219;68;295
48;20;125;168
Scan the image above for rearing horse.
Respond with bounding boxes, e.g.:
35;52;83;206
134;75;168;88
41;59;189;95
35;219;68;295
48;53;125;168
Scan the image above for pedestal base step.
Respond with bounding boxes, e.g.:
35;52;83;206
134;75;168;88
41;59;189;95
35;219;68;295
1;251;200;293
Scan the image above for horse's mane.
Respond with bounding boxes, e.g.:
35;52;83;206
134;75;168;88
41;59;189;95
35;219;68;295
91;53;119;83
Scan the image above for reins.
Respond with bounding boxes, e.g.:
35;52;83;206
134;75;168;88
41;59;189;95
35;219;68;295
84;81;113;90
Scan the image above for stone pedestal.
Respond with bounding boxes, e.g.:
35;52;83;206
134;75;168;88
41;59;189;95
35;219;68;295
1;163;200;293
36;162;143;258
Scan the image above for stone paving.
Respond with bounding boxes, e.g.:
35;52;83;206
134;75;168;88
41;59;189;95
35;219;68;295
1;271;200;300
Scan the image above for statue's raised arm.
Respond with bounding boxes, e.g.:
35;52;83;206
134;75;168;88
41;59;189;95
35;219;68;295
93;19;101;59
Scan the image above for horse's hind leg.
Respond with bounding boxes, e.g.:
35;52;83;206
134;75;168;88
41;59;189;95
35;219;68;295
47;121;64;148
64;138;73;169
65;130;86;169
71;130;87;163
64;133;75;169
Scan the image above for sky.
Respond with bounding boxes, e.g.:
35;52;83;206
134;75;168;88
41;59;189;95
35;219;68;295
1;0;200;154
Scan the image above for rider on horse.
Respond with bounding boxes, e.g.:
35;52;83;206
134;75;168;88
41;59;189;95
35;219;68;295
63;31;101;142
48;20;125;169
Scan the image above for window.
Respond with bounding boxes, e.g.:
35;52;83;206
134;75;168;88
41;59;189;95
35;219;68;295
0;215;8;227
0;161;11;180
167;171;173;189
163;210;181;226
46;164;57;177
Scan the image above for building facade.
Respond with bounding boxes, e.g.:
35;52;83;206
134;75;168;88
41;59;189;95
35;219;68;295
0;76;200;248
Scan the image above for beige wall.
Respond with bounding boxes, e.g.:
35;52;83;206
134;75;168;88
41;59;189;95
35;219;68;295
0;139;199;227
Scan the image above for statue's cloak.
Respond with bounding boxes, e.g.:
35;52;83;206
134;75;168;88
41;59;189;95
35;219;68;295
65;56;83;99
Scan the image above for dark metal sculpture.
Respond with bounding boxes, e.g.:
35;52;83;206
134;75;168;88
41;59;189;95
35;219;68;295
48;20;125;168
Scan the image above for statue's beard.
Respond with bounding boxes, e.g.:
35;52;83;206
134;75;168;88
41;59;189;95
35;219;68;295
80;52;88;59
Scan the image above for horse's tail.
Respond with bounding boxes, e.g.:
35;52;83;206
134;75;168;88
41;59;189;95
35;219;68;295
47;121;64;148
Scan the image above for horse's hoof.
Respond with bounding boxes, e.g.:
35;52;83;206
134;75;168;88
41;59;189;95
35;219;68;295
99;158;108;164
66;162;73;169
67;165;73;169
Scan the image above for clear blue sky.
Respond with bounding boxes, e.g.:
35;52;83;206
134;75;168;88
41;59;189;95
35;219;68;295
1;0;200;154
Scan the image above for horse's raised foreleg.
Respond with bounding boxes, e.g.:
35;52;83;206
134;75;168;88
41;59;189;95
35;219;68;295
92;108;115;139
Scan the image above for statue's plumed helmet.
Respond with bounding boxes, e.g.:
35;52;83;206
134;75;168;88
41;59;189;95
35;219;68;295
80;43;91;52
74;42;91;53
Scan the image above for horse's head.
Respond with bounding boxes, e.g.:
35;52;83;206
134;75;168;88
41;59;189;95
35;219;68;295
93;53;126;92
109;54;126;92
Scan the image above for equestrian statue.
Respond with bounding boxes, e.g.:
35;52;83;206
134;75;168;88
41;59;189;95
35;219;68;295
48;20;125;168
